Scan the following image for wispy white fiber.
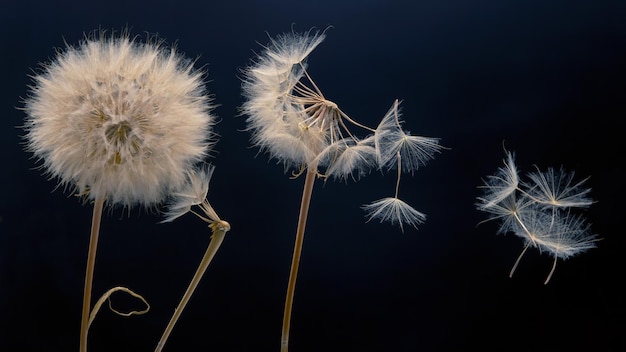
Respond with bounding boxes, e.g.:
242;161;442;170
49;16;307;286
362;197;426;233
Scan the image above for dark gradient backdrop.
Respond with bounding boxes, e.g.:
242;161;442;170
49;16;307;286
1;1;625;351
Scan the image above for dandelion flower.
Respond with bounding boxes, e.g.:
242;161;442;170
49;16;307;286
22;30;216;351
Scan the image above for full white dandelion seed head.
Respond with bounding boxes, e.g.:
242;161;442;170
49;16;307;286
362;197;426;232
22;30;216;208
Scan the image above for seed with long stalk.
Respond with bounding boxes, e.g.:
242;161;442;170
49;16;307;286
155;165;230;351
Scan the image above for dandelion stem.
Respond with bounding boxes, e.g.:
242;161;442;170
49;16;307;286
155;220;230;352
281;170;316;352
80;196;105;352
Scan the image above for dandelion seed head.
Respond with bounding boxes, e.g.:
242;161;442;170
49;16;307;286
23;30;216;207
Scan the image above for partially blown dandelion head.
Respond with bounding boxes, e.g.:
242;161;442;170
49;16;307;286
242;28;443;230
23;30;216;207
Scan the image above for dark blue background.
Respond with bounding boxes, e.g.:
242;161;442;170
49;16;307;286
1;0;624;351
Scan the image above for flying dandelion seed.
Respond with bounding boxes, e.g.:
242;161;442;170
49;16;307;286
476;150;598;284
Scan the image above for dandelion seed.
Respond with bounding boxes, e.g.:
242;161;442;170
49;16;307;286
363;151;426;232
476;150;598;284
362;197;426;232
476;151;519;210
522;166;593;208
533;212;597;259
375;100;443;173
477;193;535;237
160;164;215;223
155;164;230;352
519;210;597;284
315;136;377;181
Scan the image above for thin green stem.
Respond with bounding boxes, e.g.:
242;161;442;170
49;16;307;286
80;196;105;352
155;220;230;352
281;170;316;352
